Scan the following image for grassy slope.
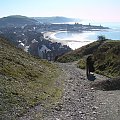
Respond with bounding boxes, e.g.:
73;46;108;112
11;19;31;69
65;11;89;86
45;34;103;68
0;38;63;119
57;41;102;63
57;40;120;78
94;40;120;77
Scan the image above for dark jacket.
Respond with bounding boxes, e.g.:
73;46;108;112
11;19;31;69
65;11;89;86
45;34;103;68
86;56;94;72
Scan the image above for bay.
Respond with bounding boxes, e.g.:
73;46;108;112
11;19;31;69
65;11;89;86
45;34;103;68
51;22;120;50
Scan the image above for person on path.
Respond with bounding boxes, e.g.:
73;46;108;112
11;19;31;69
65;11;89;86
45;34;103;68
86;55;95;77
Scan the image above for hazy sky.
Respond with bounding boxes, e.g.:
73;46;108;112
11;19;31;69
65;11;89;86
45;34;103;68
0;0;120;22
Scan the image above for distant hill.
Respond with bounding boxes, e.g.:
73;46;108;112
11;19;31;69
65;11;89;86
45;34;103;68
33;16;81;23
57;40;120;78
0;15;38;27
0;37;63;119
0;15;81;27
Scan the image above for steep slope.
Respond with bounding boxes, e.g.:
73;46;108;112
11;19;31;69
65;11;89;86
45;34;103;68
0;37;63;119
57;40;102;63
57;40;120;77
93;41;120;77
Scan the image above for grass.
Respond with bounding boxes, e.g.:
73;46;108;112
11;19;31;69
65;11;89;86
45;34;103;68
77;58;86;69
0;38;63;119
94;40;120;77
57;41;102;63
58;39;120;78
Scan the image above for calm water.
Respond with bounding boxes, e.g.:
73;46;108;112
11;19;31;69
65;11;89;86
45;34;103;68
51;22;120;50
55;30;120;40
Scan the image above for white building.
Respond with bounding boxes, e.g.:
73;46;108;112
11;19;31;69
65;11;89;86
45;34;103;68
18;42;25;50
31;39;38;44
38;45;52;60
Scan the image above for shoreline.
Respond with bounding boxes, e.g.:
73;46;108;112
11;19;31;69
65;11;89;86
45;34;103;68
43;31;96;50
43;31;70;46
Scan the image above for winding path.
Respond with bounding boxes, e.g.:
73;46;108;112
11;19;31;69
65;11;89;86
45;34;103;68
19;62;120;120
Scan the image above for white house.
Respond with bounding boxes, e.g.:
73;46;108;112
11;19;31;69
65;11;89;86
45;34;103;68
31;39;38;44
38;45;52;60
18;42;25;50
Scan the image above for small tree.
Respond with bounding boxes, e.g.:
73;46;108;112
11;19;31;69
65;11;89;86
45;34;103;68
97;35;106;41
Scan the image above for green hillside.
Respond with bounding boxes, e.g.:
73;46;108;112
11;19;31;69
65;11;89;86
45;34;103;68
57;40;102;62
0;37;63;119
93;40;120;77
57;40;120;78
0;15;37;27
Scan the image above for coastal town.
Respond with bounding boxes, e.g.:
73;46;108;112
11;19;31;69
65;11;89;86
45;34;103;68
1;1;120;119
0;19;109;60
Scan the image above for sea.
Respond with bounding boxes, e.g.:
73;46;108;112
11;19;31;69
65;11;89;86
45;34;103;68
50;21;120;50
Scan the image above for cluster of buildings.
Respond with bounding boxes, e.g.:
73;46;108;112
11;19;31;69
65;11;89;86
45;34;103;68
29;38;71;60
0;25;71;61
0;22;109;60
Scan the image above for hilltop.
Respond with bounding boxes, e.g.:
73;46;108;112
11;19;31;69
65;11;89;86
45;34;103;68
57;40;120;78
0;37;63;119
0;15;38;27
0;15;81;28
32;16;81;23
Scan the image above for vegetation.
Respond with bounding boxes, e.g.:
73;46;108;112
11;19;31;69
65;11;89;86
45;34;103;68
33;16;80;23
0;37;63;119
77;59;86;69
57;39;120;78
97;35;106;41
57;40;103;63
94;40;120;77
0;15;37;27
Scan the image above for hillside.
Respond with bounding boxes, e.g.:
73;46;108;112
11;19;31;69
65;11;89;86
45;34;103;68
1;37;120;120
57;40;103;62
57;40;120;78
0;16;81;27
0;15;37;27
33;16;81;23
0;37;63;119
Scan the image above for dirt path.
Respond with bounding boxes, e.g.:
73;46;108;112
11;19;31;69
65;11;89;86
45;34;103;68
19;62;120;120
43;62;98;120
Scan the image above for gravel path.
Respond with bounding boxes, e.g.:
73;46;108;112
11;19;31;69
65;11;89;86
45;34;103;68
19;62;120;120
43;62;98;120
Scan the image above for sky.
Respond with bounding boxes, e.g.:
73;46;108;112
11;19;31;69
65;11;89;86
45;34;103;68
0;0;120;22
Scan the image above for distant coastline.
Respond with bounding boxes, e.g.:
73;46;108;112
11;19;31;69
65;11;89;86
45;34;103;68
42;23;110;49
44;23;120;50
44;31;96;50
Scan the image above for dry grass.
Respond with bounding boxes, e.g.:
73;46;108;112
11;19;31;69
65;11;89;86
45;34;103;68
0;37;63;119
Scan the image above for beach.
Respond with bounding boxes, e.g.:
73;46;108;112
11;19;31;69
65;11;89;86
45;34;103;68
43;31;96;50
